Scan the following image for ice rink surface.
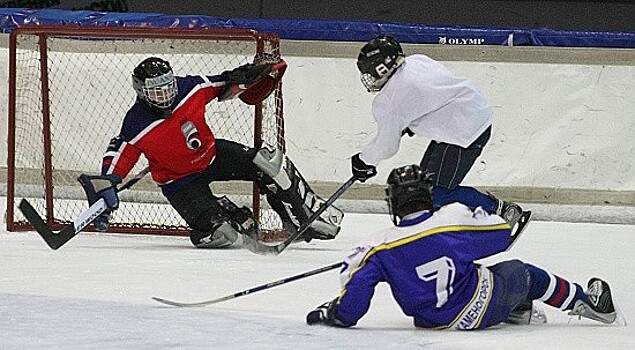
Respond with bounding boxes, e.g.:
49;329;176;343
1;202;633;349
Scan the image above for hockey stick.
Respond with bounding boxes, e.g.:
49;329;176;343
152;261;343;307
19;167;150;250
241;176;357;256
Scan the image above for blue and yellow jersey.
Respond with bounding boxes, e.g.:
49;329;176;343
335;202;511;329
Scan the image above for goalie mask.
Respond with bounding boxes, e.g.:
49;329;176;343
132;57;178;109
386;164;433;225
357;35;405;92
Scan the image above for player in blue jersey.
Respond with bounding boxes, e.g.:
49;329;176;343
79;57;343;248
307;164;618;329
350;35;527;229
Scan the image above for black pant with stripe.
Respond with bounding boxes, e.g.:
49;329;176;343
419;126;497;212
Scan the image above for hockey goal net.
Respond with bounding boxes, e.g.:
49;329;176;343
6;25;285;236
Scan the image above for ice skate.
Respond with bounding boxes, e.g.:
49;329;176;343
506;301;547;325
568;278;617;324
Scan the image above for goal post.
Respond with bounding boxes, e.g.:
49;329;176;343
6;25;285;236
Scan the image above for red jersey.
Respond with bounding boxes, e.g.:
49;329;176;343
102;75;226;187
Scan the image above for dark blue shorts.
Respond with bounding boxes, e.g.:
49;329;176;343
481;259;531;328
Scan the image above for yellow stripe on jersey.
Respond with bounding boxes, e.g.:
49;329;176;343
343;223;510;284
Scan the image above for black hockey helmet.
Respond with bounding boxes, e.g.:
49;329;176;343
356;35;405;92
386;164;433;225
132;57;178;109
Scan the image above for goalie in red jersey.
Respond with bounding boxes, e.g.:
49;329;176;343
79;56;343;248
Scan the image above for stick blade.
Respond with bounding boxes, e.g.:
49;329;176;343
151;297;190;307
18;199;76;250
240;234;285;256
151;296;221;308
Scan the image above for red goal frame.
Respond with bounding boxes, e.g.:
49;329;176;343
6;25;285;236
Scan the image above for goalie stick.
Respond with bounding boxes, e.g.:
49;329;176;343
241;176;357;256
19;167;150;250
152;261;343;307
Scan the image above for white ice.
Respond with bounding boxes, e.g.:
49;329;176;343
1;199;633;350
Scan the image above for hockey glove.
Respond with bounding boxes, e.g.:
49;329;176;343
78;174;122;232
218;60;287;105
306;299;348;327
221;63;273;86
351;153;377;183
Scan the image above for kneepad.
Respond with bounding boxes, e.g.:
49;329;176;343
252;144;292;192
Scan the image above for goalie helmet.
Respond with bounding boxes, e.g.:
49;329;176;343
356;35;406;92
132;57;178;110
386;164;433;225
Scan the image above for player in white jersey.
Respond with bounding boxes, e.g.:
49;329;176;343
307;164;619;329
350;35;525;227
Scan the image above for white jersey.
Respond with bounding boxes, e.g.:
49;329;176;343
359;54;493;166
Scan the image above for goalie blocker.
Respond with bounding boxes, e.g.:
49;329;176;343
253;145;344;242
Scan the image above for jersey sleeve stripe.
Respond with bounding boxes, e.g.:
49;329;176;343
129;119;164;145
172;76;224;112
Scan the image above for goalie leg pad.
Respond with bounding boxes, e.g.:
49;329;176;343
299;195;344;241
254;146;344;241
190;196;262;249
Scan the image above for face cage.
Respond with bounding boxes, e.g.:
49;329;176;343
361;72;385;92
359;58;402;92
142;75;178;109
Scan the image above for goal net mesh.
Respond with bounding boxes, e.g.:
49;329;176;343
7;26;285;236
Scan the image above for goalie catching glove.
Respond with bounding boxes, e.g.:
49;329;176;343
218;60;287;105
78;173;122;232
